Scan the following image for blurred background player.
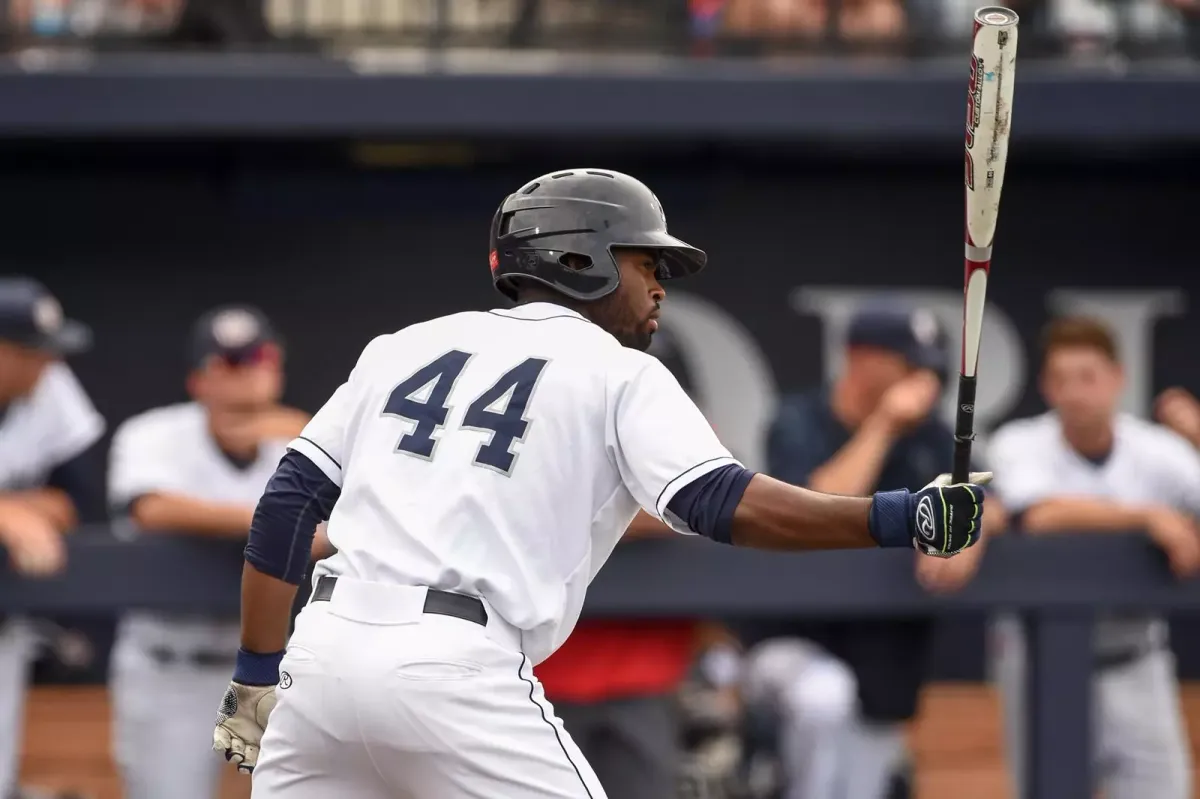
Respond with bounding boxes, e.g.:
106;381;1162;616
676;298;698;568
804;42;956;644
106;305;319;799
988;315;1198;799
738;304;998;799
0;278;105;799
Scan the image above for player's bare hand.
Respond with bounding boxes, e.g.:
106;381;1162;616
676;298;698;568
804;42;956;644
877;371;941;434
214;681;278;774
1155;388;1200;448
0;499;66;577
1144;508;1200;578
916;543;984;593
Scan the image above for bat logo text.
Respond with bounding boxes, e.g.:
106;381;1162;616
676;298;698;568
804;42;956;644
965;54;984;191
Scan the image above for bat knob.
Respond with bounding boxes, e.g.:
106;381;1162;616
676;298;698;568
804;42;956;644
975;6;1019;25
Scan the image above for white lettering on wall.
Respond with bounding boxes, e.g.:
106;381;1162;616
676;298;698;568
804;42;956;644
659;286;1187;473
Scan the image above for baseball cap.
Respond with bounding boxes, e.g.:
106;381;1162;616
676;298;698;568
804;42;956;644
0;277;92;355
845;304;947;375
189;304;281;370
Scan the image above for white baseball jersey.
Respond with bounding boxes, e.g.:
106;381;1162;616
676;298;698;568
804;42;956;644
0;362;104;492
109;402;290;652
990;411;1200;653
291;302;739;665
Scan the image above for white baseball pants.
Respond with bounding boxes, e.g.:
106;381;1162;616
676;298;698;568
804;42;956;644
991;615;1193;799
0;620;36;796
252;578;608;799
109;632;233;799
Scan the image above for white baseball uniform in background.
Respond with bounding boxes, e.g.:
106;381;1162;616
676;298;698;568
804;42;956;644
0;363;104;794
988;411;1197;799
108;403;288;799
254;301;739;798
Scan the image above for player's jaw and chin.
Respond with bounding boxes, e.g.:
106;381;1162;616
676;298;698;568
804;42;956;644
581;274;663;353
589;293;660;352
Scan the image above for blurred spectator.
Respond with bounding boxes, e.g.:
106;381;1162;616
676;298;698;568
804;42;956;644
988;316;1197;799
716;0;905;42
7;0;171;38
0;278;105;799
105;305;322;799
154;0;272;48
738;304;994;799
5;0;271;45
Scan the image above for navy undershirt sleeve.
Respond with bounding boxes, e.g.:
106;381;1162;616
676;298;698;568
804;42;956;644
243;450;341;585
666;463;755;545
45;439;107;525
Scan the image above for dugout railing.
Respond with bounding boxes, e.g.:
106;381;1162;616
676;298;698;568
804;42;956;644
1;529;1197;799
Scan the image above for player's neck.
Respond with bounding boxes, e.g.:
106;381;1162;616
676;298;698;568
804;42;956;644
1060;419;1115;460
206;410;261;462
514;291;589;319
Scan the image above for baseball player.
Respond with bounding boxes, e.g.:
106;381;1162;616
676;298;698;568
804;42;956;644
108;305;314;799
212;169;991;799
0;277;105;798
989;315;1197;799
740;304;996;799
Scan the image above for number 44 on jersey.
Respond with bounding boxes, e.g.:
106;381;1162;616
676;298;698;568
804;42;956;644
383;350;549;476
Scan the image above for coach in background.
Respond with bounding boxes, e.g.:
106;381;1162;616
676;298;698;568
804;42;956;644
0;278;105;798
739;304;997;799
988;316;1198;799
107;305;323;799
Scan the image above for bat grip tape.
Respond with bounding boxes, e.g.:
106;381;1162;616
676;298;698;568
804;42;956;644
952;375;978;484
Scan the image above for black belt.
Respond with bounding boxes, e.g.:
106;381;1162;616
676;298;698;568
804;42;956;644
310;576;488;627
146;646;237;669
1095;642;1158;671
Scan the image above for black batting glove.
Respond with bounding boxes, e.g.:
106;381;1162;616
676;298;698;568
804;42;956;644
869;472;992;557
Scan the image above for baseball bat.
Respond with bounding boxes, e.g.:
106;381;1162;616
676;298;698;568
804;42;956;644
953;6;1018;484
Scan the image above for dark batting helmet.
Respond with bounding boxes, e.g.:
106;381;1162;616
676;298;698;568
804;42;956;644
488;169;707;302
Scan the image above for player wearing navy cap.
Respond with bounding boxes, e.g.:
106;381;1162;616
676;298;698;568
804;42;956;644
740;303;997;799
214;170;991;798
107;304;315;799
0;277;105;798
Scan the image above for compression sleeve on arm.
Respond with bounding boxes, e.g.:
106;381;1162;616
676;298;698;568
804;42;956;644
243;450;341;585
45;438;107;524
665;463;755;545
